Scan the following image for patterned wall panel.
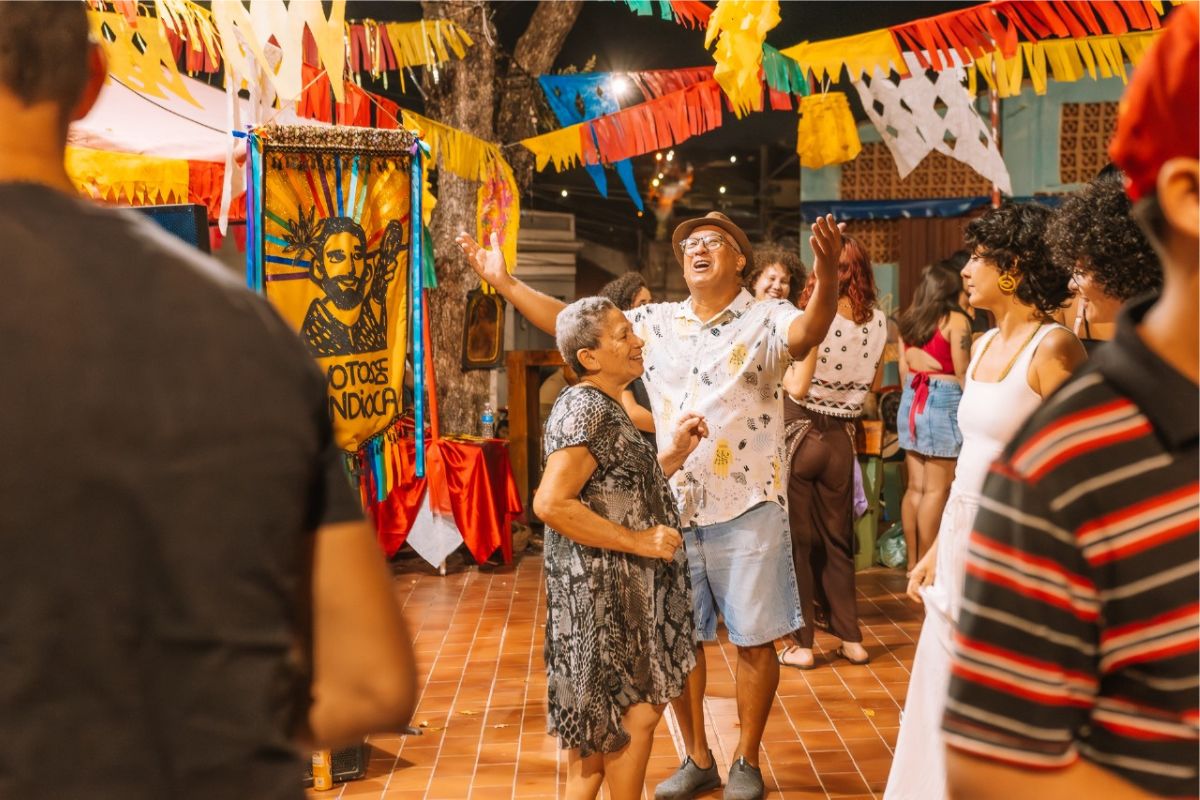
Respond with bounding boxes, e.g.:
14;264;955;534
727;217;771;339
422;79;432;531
847;219;901;265
840;142;992;200
1059;101;1119;185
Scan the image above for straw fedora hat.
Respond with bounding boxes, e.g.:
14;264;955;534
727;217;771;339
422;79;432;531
671;211;754;267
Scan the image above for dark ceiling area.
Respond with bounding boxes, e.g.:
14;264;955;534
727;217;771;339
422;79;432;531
347;1;980;251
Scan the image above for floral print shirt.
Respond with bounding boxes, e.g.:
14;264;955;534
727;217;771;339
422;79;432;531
627;289;802;527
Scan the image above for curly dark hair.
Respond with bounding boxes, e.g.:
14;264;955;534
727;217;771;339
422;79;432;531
744;243;806;304
1046;171;1162;302
597;271;649;311
964;203;1072;317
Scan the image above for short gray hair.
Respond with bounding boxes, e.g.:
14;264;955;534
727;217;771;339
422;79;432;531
557;296;617;375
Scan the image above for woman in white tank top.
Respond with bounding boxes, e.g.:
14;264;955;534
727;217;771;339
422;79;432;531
885;204;1087;800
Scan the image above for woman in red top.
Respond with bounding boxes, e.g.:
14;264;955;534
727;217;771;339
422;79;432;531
895;265;972;570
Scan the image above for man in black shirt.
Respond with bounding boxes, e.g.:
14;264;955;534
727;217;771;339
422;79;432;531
0;5;417;798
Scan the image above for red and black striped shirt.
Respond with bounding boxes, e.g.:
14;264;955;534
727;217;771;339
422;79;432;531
944;296;1199;797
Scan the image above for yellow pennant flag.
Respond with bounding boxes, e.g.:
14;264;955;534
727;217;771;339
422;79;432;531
520;125;585;172
781;28;909;85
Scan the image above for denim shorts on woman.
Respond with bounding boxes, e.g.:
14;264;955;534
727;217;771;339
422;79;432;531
682;501;802;647
897;378;963;458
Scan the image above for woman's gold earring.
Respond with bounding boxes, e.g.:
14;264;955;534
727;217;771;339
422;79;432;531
997;273;1018;294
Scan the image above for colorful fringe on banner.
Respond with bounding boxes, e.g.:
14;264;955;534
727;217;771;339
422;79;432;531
796;92;862;169
400;110;520;276
615;0;713;27
705;0;780;117
348;19;475;90
246;124;420;501
891;0;1168;72
970;28;1164;97
65;145;189;205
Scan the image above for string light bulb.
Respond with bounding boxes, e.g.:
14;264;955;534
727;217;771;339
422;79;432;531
718;185;727;194
560;189;569;197
666;150;675;162
651;178;661;187
655;152;663;161
729;155;737;164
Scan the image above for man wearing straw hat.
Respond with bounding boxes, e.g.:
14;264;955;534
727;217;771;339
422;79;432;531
459;211;843;799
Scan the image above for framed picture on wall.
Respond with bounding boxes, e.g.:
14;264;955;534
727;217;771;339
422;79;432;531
461;288;506;371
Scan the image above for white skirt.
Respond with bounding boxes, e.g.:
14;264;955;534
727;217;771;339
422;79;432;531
883;493;980;800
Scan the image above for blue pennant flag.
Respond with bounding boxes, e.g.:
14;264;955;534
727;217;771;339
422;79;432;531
538;74;645;212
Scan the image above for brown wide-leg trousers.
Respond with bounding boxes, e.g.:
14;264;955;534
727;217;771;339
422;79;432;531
784;398;861;648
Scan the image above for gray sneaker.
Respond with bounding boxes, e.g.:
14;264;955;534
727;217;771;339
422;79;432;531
654;752;721;799
723;758;764;800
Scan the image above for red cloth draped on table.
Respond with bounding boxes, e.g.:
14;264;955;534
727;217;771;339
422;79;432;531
368;437;522;564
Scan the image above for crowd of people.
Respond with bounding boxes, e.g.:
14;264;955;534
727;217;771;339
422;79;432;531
4;1;1196;799
459;7;1196;799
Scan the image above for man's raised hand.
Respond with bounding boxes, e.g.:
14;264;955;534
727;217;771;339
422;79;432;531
810;214;846;279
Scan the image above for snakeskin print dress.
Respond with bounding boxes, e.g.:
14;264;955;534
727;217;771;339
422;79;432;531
541;385;696;757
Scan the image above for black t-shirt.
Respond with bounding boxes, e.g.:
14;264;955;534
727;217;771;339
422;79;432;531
0;183;363;799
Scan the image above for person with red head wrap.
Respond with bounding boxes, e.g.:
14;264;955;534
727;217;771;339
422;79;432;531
940;6;1199;799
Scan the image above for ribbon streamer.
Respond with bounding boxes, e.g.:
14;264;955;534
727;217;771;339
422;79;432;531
410;140;427;479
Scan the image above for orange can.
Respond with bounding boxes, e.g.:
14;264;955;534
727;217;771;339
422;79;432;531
311;749;334;791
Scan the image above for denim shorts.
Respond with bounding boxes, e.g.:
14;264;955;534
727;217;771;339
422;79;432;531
897;379;963;458
682;501;802;646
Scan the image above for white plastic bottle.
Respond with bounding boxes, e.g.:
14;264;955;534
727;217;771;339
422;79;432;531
480;401;495;438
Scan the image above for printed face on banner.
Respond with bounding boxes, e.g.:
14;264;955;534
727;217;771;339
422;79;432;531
262;151;411;452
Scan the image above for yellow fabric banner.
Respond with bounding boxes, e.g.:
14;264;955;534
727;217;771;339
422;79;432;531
65;145;189;206
705;0;780;117
257;127;415;453
781;28;909;85
796;92;861;169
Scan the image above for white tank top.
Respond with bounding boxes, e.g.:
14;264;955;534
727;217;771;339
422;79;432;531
952;324;1066;500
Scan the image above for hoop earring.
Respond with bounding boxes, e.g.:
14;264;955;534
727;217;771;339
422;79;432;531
997;273;1019;295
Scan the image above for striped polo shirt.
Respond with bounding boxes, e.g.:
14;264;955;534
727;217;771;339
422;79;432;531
943;295;1199;798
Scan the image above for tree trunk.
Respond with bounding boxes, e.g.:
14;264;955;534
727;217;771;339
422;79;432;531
496;0;585;191
420;0;581;435
421;0;497;435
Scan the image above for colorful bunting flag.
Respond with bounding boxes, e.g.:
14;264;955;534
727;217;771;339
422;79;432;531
539;74;644;210
853;53;1011;192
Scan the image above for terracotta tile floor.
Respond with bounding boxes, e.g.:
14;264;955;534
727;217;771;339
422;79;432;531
306;551;922;799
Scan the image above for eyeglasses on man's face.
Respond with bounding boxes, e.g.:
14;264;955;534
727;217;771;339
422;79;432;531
679;234;739;255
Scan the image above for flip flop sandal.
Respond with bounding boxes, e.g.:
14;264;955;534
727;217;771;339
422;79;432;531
833;646;871;666
777;645;816;671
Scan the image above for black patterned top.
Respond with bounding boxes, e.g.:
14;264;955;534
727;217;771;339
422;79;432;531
541;385;695;756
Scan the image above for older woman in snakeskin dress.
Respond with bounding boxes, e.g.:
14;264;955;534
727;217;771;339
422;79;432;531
534;297;707;800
